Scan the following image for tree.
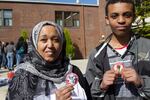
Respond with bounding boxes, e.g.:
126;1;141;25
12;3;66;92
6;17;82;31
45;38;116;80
20;29;28;41
64;28;75;59
133;0;150;38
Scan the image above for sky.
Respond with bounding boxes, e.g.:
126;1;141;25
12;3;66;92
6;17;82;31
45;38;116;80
3;0;98;5
47;0;98;4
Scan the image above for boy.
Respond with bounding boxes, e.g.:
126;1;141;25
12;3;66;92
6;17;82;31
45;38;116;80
85;0;150;100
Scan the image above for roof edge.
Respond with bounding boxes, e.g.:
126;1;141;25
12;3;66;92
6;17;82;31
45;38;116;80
0;0;99;7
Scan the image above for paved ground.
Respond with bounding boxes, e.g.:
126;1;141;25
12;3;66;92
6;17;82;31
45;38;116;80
0;59;88;100
70;59;88;74
0;68;9;100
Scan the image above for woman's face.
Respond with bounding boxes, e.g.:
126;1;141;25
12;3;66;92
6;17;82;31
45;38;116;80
37;25;63;62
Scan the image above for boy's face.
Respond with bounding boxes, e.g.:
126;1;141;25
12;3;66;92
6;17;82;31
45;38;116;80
105;3;134;36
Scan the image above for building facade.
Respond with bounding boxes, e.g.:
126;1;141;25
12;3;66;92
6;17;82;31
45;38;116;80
0;0;111;59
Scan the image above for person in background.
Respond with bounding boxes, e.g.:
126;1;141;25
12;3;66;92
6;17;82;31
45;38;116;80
1;41;7;69
85;0;150;100
0;41;3;69
5;41;15;70
15;37;28;65
6;21;92;100
3;42;9;68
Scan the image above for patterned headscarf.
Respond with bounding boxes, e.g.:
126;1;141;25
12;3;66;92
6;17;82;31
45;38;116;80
26;21;71;79
9;21;72;99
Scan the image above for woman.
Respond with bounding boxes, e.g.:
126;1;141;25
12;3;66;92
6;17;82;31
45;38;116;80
6;21;91;100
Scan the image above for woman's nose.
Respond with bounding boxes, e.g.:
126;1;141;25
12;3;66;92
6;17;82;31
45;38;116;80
47;40;53;47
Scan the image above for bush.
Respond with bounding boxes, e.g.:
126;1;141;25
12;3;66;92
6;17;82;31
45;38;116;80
132;0;150;39
132;25;150;38
64;28;75;59
20;29;28;41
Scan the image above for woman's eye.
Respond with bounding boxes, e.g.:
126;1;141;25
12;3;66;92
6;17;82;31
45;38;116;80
40;38;47;42
53;38;59;42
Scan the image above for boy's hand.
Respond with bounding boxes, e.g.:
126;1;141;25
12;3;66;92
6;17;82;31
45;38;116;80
122;67;142;87
100;69;116;90
55;84;74;100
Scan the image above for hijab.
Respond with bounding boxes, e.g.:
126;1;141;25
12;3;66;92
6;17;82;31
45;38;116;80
10;21;73;98
24;21;72;81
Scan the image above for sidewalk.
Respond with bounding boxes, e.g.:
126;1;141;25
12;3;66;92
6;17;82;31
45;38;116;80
70;59;88;74
0;68;9;100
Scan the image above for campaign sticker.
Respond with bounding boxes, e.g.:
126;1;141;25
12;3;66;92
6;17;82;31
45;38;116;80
66;73;78;85
113;63;124;74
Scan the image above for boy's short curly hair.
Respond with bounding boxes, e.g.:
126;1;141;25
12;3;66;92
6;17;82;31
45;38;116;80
105;0;135;16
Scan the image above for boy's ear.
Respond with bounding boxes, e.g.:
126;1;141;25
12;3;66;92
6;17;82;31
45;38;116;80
105;16;109;25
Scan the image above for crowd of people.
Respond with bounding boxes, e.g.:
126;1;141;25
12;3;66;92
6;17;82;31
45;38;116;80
0;37;28;71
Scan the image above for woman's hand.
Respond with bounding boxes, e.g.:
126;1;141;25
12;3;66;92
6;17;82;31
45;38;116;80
55;84;74;100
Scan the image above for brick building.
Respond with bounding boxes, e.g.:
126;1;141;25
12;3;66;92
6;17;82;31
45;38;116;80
0;0;111;59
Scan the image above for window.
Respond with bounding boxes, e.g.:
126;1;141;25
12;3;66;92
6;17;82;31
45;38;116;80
55;11;80;27
0;9;12;27
55;11;63;26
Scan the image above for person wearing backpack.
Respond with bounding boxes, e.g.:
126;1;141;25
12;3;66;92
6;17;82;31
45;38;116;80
15;37;28;65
